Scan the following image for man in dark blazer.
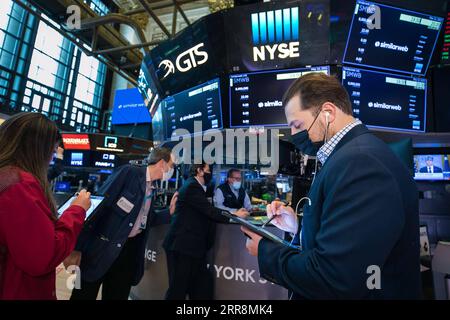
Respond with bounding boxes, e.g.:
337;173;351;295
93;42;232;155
243;73;421;299
163;163;248;300
65;147;178;300
419;156;443;173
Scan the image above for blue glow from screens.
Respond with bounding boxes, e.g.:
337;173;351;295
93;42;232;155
55;182;71;193
70;152;84;166
343;0;444;76
342;66;427;133
112;88;151;125
251;7;299;45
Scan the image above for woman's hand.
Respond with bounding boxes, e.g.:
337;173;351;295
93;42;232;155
71;189;91;211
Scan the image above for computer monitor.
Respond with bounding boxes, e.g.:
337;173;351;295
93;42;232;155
63;150;91;167
137;55;161;115
151;103;165;144
342;67;427;132
229;66;330;128
54;181;71;193
414;154;450;181
162;78;223;139
111;88;151;125
343;0;444;76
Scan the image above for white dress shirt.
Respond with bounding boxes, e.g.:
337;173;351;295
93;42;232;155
129;167;153;238
213;185;252;213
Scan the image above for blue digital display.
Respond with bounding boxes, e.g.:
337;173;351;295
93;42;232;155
343;0;444;76
251;7;299;45
112;88;152;125
414;154;450;181
162;78;223;139
229;66;330;128
342;67;427;133
55;182;71;193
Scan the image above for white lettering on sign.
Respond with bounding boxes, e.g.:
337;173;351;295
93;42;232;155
212;265;272;284
159;43;209;79
253;42;300;62
145;249;157;262
63;138;89;145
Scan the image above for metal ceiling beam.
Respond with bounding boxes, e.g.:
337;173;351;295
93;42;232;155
171;4;177;35
123;0;198;16
79;13;150;55
70;0;142;63
137;0;172;38
173;0;190;26
94;39;162;54
13;0;139;86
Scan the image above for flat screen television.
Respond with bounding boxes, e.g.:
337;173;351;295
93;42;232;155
414;154;450;181
111;88;151;125
343;0;444;76
229;65;330;128
342;66;427;132
162;78;223;139
137;55;161;115
63;150;91;168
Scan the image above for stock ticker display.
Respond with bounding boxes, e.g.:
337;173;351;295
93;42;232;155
342;67;427;132
162;78;223;139
441;11;450;64
229;66;330;128
343;0;443;75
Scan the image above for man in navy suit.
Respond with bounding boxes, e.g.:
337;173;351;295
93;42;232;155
419;156;443;173
242;73;421;299
163;163;249;299
65;147;178;300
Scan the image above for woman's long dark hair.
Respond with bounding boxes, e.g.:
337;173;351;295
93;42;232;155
0;112;61;219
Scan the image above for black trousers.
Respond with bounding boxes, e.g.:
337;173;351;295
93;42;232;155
70;234;141;300
164;250;213;300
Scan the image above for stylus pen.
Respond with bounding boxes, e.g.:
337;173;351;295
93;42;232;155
262;215;276;228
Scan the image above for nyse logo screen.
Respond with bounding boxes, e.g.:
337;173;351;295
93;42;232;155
251;8;300;62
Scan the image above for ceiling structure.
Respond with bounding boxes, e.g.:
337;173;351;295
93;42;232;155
20;0;235;84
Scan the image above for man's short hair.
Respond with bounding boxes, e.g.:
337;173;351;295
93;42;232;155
147;147;171;165
227;168;241;178
189;162;209;177
426;156;434;161
283;73;353;116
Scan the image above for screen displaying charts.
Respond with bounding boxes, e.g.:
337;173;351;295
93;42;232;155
342;67;427;132
229;66;330;128
414;154;450;181
343;0;443;75
162;78;223;139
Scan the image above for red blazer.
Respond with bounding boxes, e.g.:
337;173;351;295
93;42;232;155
0;167;86;300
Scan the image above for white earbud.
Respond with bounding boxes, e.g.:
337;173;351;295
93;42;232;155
325;111;330;125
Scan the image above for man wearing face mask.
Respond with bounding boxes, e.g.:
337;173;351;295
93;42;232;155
67;147;178;300
163;163;249;299
214;168;252;216
242;73;421;299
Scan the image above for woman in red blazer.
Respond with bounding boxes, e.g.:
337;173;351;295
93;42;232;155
0;113;91;300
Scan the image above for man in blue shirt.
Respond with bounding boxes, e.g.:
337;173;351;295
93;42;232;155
242;73;421;299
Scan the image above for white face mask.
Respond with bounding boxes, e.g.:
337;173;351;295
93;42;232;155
232;181;241;190
162;165;174;182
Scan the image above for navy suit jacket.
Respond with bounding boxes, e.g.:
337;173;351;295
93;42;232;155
258;124;421;299
75;164;165;285
419;166;443;173
163;177;229;258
